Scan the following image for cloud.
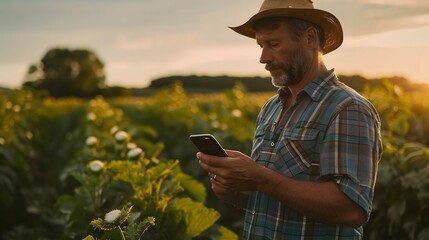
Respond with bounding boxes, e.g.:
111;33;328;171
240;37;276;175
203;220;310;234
2;0;429;88
361;0;429;6
321;0;429;36
343;23;429;48
116;33;201;51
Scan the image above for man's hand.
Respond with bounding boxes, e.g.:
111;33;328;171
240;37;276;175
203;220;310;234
197;150;263;195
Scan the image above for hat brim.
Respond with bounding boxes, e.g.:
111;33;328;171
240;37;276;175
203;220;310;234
229;8;343;54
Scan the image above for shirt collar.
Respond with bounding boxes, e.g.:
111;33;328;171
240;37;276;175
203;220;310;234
277;69;337;105
304;69;338;101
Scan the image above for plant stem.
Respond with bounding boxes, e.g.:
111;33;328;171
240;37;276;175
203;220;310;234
118;226;126;240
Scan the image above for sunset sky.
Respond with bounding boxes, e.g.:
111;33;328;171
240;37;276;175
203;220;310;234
1;0;429;88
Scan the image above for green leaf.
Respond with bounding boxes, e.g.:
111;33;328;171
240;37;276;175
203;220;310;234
151;160;180;180
98;228;123;240
163;197;220;239
217;225;239;240
390;113;409;136
198;224;239;240
123;217;155;240
175;172;207;202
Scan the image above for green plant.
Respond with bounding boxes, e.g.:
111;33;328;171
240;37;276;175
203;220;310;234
363;83;429;240
56;96;237;239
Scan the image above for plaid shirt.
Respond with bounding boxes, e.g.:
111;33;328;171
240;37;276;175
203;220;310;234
243;70;383;240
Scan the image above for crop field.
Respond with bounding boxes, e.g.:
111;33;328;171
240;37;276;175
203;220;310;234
1;82;429;239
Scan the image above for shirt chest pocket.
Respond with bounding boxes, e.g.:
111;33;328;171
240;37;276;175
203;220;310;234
273;128;320;177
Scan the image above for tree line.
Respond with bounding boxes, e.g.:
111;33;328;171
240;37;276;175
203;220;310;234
18;47;429;98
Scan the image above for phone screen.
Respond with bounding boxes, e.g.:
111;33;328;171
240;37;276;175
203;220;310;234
189;134;228;157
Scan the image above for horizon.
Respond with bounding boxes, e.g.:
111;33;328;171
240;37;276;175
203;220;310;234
1;0;429;89
2;72;424;91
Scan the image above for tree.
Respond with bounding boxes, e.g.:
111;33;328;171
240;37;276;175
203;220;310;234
23;48;106;98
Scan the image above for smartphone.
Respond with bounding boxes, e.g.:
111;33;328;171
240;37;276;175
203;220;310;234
189;134;228;157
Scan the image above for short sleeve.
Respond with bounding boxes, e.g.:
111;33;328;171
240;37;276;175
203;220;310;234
319;103;382;220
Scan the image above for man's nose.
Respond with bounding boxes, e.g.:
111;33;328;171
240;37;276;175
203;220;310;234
259;48;272;64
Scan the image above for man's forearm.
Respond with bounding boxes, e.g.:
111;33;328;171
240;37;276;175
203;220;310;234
254;166;366;227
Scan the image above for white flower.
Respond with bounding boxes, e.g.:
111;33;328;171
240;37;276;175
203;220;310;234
151;157;160;164
86;136;98;147
127;147;143;159
88;160;104;173
13;105;21;113
104;209;121;223
5;102;12;109
211;120;220;129
110;126;119;135
393;85;403;96
87;112;97;121
114;131;129;143
127;142;137;149
26;131;33;140
231;109;242;118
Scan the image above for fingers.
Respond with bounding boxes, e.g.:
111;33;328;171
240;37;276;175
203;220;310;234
210;173;217;181
210;177;229;195
208;171;216;180
197;152;229;168
197;150;249;194
209;172;220;183
208;171;221;184
198;157;216;174
224;149;242;157
208;171;224;187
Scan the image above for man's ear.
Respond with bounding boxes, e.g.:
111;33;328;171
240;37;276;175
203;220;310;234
305;27;319;50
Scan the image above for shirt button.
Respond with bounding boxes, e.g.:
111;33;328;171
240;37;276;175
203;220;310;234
270;142;275;147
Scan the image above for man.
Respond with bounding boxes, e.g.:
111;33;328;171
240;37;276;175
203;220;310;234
197;0;383;239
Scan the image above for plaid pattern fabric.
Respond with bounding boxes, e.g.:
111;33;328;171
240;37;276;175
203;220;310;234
243;69;383;240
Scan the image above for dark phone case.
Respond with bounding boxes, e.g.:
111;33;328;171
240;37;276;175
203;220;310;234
189;134;228;157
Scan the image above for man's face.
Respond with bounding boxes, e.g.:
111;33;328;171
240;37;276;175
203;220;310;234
255;22;309;87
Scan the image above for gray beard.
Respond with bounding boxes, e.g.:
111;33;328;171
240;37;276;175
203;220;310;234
272;74;294;87
270;47;308;88
271;67;304;87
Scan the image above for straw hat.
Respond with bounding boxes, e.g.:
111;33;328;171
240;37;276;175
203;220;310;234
230;0;343;54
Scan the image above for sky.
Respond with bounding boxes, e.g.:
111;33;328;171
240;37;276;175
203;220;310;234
1;0;429;89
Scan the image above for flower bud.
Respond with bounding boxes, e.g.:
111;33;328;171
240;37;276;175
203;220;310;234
127;147;143;160
88;160;104;173
104;209;121;223
85;136;98;147
114;131;129;143
110;126;119;135
87;112;97;121
13;105;21;113
127;142;137;149
231;109;242;118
